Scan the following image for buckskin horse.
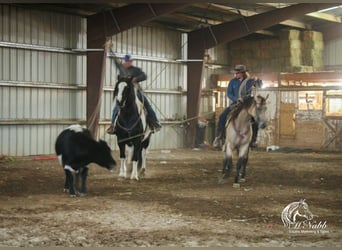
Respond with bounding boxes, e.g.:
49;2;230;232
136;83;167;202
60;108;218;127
113;76;152;180
219;95;268;188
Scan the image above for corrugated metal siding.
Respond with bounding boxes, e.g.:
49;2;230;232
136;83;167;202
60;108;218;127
200;43;231;143
0;5;86;156
324;37;342;69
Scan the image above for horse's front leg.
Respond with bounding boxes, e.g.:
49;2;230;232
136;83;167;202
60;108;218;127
233;145;249;188
222;143;233;178
130;141;141;181
233;157;244;188
240;156;249;183
118;143;127;179
139;148;147;177
219;143;233;184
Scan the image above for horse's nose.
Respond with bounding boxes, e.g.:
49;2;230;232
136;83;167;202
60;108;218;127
259;122;267;129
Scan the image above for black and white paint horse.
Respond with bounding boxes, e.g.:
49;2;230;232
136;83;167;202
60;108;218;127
55;124;116;196
113;77;152;180
220;95;268;188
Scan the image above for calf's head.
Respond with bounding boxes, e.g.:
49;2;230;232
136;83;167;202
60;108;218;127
97;140;116;170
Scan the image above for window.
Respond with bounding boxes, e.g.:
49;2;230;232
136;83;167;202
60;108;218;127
298;91;323;110
325;90;342;117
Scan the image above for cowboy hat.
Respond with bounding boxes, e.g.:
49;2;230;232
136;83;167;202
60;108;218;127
233;64;248;73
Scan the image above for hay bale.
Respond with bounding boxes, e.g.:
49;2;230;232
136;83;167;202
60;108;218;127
278;29;301;40
303;40;324;50
302;31;323;41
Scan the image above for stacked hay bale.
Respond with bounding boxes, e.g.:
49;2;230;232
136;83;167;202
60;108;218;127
278;29;304;72
227;29;324;73
302;31;324;71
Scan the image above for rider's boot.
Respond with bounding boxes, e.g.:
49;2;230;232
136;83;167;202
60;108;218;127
151;120;162;133
106;123;116;134
213;131;222;148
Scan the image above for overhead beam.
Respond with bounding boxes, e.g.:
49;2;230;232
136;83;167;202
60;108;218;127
185;3;336;147
87;3;187;45
189;3;336;51
306;11;341;23
86;3;186;137
260;3;341;23
194;3;311;31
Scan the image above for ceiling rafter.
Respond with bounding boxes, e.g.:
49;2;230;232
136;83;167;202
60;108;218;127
193;3;311;31
306;11;341;23
260;3;341;23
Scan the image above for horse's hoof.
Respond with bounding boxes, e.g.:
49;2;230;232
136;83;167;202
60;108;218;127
63;188;69;193
130;176;139;181
218;176;229;184
233;183;240;188
69;194;77;197
239;178;246;183
118;176;125;181
118;174;126;179
139;168;145;177
79;193;86;197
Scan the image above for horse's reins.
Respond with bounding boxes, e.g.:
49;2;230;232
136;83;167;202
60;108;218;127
115;82;152;143
116;86;143;132
232;119;249;144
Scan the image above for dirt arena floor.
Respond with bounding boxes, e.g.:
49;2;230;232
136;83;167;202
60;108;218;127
0;148;341;247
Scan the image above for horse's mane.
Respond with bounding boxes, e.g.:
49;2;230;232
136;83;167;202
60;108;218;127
228;96;255;122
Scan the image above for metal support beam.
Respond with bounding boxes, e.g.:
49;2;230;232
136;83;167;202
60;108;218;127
86;17;108;138
186;48;205;147
185;3;336;147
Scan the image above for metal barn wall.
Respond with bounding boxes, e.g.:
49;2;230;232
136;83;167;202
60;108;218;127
324;37;342;70
100;26;187;150
200;43;231;143
0;5;189;156
0;5;87;156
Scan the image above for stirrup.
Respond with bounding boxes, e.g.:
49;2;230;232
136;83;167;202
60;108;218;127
106;124;116;135
151;121;162;133
213;136;222;148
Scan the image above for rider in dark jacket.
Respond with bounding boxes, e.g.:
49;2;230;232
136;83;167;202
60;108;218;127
106;54;161;134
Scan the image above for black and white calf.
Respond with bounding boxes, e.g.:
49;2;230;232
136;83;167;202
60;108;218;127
55;124;116;196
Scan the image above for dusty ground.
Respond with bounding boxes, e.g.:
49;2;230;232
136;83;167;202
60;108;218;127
0;148;341;247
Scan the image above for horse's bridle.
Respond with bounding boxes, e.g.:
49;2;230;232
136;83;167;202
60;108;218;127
115;80;144;134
